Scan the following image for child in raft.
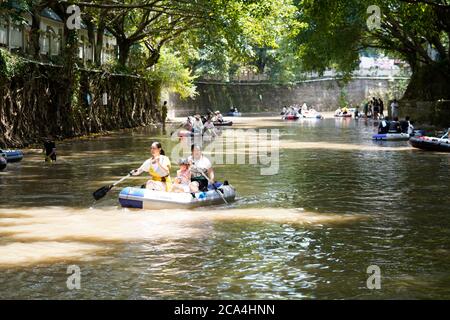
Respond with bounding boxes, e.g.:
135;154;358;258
171;158;200;193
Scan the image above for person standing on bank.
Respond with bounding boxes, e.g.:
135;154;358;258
130;142;172;192
363;101;369;118
391;99;399;118
44;136;57;162
161;101;168;129
379;98;385;118
188;144;215;192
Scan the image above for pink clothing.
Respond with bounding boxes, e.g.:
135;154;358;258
177;169;191;185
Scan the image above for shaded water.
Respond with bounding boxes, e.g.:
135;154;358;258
1;117;450;299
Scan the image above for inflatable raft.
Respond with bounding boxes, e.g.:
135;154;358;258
226;112;242;117
119;184;236;209
302;112;323;119
0;150;24;163
335;114;352;118
0;156;6;171
213;121;233;127
409;136;450;152
372;133;411;141
283;115;300;121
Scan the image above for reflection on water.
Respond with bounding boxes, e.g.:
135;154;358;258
1;117;450;299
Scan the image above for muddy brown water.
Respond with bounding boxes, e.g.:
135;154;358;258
0;116;449;299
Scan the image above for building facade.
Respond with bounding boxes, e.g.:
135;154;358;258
0;6;117;65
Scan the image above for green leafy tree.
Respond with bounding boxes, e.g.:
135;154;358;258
292;0;450;99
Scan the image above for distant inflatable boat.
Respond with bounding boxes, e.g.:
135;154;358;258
302;112;323;119
283;115;300;121
213;121;233;127
335;114;352;118
0;150;24;163
226;112;242;117
372;133;411;141
409;136;450;152
119;184;236;209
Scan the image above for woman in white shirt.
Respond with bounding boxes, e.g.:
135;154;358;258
188;144;215;192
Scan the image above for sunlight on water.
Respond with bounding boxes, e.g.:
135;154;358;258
279;140;414;152
0;242;103;267
0;207;364;267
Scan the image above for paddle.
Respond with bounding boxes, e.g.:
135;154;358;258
93;173;132;201
171;117;193;136
438;130;449;142
192;165;229;205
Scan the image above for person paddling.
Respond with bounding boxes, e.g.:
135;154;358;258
188;144;214;192
130;142;172;191
192;114;204;135
214;111;224;123
204;116;218;137
400;116;412;134
389;117;402;133
378;117;390;134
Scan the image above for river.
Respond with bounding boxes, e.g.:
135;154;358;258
1;116;449;299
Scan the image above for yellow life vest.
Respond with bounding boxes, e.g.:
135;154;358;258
148;156;172;191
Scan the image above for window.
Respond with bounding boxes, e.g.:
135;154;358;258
78;35;84;59
10;22;23;48
0;21;7;45
48;27;61;56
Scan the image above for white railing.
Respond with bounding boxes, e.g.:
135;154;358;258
200;66;411;83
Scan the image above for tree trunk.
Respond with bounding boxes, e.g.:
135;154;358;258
256;48;268;74
95;21;106;66
402;61;450;101
448;32;450;62
50;2;79;136
29;9;42;59
86;17;96;63
118;40;131;67
146;48;161;68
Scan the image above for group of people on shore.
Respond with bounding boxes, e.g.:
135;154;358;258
362;97;400;120
362;97;385;119
131;142;216;194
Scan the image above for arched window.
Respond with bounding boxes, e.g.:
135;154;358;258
47;26;56;55
39;25;50;54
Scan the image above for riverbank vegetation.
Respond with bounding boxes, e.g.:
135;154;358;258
1;0;449;147
2;0;448;93
294;0;450;102
0;0;287;147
